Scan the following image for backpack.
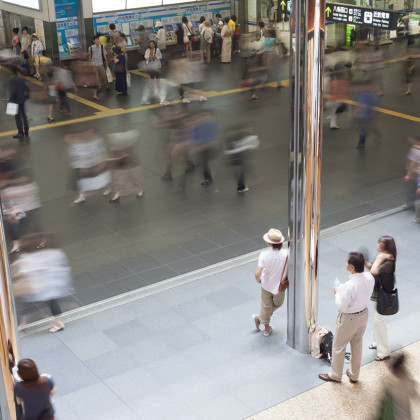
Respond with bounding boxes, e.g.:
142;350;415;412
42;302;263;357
320;331;334;364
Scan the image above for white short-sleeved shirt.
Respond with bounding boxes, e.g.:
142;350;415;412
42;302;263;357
258;248;288;295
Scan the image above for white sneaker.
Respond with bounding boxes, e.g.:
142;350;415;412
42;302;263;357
73;196;85;204
198;96;208;102
182;98;191;104
160;100;169;106
102;189;111;196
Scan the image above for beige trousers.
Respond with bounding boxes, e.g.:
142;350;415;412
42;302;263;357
329;308;368;382
372;301;390;358
260;287;285;325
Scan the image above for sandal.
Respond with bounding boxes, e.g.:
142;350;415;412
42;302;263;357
375;356;390;362
49;326;64;333
252;314;260;331
369;344;377;350
263;327;273;337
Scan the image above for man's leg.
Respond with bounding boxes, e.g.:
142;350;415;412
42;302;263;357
21;103;29;133
15;105;24;134
260;288;275;333
348;309;369;381
329;312;355;381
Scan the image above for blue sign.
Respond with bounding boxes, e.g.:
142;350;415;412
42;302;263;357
54;0;78;19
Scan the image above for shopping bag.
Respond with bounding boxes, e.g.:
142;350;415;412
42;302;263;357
126;73;131;88
105;66;113;83
6;102;18;116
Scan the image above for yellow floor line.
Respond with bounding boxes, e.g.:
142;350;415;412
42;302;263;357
1;78;418;138
19;73;113;112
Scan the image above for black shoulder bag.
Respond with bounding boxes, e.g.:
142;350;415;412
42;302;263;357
376;275;398;316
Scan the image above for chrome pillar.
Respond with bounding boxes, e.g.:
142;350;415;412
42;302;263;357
287;0;325;352
0;210;20;420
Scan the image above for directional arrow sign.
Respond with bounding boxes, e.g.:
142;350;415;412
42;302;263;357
325;3;398;29
280;0;286;10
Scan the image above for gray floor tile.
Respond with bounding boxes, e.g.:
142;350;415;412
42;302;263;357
103;320;153;347
169;256;209;274
138;265;179;283
64;332;119;361
104;367;161;402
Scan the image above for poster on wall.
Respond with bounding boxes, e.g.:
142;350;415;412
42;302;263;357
34;18;46;48
93;0;230;48
54;0;80;57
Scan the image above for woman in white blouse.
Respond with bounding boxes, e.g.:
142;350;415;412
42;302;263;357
142;41;166;105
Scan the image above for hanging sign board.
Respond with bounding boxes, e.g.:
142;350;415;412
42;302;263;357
325;3;398;29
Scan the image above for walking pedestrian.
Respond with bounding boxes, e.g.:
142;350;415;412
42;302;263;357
365;236;396;361
319;252;374;383
113;46;127;95
252;229;288;337
9;66;30;139
155;21;166;65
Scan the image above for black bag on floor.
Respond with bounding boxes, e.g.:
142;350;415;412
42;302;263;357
320;331;334;364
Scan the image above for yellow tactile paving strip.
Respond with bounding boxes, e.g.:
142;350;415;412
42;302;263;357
248;341;420;420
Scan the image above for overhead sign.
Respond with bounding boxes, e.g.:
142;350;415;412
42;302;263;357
325;3;398;29
278;0;291;14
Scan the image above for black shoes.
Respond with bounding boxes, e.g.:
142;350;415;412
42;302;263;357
13;133;24;138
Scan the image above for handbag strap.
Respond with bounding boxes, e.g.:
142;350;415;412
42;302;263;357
280;255;288;283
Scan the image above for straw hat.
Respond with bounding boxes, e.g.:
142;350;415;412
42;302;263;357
263;229;285;244
155;21;163;28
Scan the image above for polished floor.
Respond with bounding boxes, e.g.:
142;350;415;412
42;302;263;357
1;41;419;323
20;209;420;419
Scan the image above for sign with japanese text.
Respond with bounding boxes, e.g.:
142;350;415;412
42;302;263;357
325;3;398;29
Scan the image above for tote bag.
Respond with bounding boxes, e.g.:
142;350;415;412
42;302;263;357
6;102;19;116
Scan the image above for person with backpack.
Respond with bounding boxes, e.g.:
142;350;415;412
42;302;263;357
88;35;109;100
200;20;213;64
319;252;374;383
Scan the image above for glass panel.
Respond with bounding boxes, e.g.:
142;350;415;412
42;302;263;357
127;0;162;7
2;0;40;10
92;0;126;13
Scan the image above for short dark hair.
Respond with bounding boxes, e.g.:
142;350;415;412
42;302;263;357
231;15;237;21
216;13;222;18
182;16;188;24
200;16;206;23
272;243;283;250
224;17;230;24
347;252;365;273
22;26;28;33
259;21;265;28
93;35;99;41
12;27;19;35
138;25;145;31
110;23;116;30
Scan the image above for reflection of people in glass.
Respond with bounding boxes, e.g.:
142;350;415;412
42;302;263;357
11;233;73;333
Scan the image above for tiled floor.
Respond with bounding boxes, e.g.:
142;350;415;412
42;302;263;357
19;210;420;419
1;43;419;322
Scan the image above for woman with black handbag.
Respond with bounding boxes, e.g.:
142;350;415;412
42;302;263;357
364;235;397;361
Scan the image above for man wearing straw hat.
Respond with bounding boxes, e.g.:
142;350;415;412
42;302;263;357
253;229;289;337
